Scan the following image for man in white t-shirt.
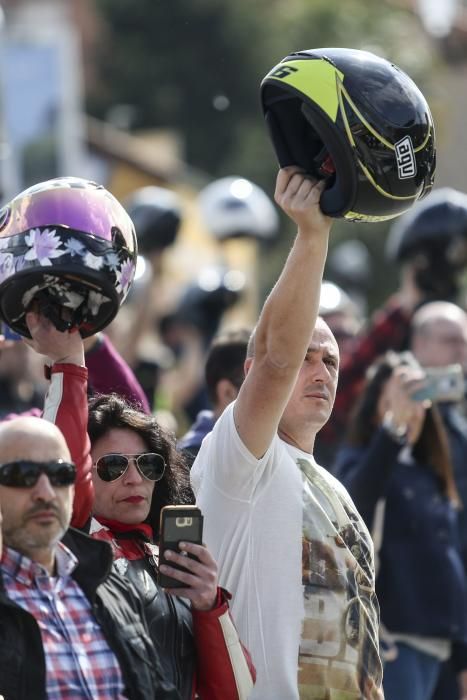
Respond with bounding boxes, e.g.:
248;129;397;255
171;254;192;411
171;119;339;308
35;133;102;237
191;167;383;700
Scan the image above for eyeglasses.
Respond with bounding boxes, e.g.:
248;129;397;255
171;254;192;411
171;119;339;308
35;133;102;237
0;460;77;488
94;453;166;483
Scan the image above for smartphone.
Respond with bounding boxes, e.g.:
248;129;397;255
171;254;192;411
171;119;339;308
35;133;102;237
410;364;465;403
0;322;22;342
158;505;204;589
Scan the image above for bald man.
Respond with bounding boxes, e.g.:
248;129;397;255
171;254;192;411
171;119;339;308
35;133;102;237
0;416;173;700
0;418;76;572
410;301;467;372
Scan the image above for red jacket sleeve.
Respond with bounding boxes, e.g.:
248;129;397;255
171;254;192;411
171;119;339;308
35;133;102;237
191;588;256;700
42;363;93;529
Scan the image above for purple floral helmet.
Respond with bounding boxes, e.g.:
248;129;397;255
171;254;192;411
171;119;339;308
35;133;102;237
0;176;137;338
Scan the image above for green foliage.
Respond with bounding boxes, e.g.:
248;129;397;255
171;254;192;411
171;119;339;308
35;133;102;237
90;0;261;173
89;0;429;310
90;0;421;182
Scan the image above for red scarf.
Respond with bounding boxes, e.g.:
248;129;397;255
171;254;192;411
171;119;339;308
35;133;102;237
93;517;156;562
96;516;154;541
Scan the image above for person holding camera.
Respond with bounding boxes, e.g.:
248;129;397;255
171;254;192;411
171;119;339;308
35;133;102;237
409;300;467;700
314;187;467;469
332;350;467;700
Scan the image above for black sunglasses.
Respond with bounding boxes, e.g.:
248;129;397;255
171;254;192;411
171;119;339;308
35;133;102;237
94;453;166;483
0;460;77;488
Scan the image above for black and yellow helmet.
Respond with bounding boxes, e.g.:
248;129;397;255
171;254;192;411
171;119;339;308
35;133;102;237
260;47;436;223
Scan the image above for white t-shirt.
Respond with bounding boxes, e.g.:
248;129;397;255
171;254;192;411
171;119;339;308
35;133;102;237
191;403;383;700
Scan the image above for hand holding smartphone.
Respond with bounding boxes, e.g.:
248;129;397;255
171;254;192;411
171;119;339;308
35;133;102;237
158;505;204;589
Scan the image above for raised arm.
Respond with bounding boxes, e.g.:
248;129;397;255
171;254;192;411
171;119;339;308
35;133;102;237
234;167;331;457
24;311;93;527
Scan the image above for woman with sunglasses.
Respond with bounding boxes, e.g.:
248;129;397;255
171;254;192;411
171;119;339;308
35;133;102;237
88;394;255;700
24;310;255;700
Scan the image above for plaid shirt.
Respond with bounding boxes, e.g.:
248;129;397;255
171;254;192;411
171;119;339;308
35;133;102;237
1;543;126;699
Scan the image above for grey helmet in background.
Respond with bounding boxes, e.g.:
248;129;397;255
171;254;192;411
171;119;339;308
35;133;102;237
326;239;371;314
160;266;246;345
124;186;182;254
198;176;279;242
386;187;467;300
319;280;357;317
319;280;363;353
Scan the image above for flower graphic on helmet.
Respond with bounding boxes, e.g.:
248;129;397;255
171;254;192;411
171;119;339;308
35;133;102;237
64;238;86;257
115;259;134;295
24;228;65;266
88;290;110;316
84;251;104;270
105;251;120;271
0;252;15;284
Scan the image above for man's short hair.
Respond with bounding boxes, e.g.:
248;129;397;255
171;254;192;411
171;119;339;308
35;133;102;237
205;328;251;405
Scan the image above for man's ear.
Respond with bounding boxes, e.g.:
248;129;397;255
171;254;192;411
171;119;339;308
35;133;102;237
244;357;253;375
216;379;240;409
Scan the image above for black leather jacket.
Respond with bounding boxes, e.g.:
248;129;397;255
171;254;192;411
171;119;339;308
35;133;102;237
0;528;180;700
122;557;196;700
92;527;254;700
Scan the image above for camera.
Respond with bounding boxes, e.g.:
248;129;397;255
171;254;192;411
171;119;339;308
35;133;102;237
410;364;465;403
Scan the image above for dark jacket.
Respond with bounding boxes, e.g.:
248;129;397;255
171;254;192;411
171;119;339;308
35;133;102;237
178;409;215;464
333;427;467;644
90;525;255;700
439;402;467;569
123;556;196;699
0;528;180;700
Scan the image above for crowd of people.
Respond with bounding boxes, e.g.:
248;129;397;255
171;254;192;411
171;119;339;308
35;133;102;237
1;146;467;699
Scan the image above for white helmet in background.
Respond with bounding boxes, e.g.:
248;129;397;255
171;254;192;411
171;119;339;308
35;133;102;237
319;281;356;317
198;176;279;242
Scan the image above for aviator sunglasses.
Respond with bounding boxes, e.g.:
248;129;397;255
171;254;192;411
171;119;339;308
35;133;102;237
94;453;166;483
0;460;77;488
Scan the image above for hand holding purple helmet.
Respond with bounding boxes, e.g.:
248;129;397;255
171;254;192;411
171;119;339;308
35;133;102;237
0;176;137;338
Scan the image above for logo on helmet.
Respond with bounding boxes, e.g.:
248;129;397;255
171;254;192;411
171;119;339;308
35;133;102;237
270;65;299;80
395;136;416;180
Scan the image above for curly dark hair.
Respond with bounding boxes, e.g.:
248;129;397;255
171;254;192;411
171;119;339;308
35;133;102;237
88;394;194;537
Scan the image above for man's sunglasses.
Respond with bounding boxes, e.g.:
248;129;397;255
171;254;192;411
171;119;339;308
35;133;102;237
0;460;77;488
94;453;166;483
